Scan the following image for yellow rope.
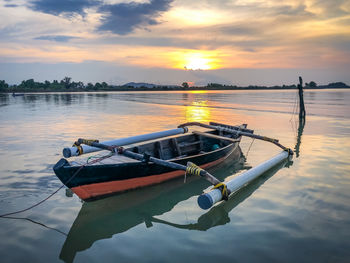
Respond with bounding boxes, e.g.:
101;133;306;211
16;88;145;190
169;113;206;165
213;182;228;199
186;162;203;177
72;142;83;155
72;139;99;155
79;139;99;146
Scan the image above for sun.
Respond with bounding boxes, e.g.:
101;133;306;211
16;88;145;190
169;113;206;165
183;53;212;70
170;50;220;70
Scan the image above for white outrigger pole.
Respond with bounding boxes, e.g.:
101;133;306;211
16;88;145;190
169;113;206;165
198;150;291;209
177;122;293;210
63;127;188;158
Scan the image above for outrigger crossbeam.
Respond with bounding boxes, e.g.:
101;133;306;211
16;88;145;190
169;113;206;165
179;122;293;153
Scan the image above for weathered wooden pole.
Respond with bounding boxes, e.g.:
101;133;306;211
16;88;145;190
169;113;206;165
295;76;306;158
298;76;306;119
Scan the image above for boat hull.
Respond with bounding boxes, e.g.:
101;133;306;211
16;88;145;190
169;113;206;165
54;142;239;200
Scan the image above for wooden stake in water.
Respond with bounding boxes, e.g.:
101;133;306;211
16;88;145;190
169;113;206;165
298;76;306;119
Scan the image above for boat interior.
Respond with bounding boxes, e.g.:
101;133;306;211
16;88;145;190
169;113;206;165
130;130;233;160
70;124;250;166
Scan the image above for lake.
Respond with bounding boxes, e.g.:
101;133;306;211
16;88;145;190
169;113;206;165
0;89;350;262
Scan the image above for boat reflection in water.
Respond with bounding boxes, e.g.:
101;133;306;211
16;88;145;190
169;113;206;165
60;147;292;263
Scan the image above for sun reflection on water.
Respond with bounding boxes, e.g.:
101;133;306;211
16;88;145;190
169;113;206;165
185;100;211;123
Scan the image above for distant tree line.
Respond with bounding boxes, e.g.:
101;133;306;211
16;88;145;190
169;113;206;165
0;80;9;91
0;77;117;92
1;78;349;93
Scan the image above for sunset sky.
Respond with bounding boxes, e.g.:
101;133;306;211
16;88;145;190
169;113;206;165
0;0;349;86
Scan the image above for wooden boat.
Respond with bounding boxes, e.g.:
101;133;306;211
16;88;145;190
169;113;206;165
53;122;251;201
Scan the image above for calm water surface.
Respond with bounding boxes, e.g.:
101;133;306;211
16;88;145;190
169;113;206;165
0;90;350;262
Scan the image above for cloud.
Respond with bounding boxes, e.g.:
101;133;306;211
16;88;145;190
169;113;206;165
23;0;173;35
34;35;79;42
218;24;260;36
3;0;18;7
28;0;101;16
98;0;173;35
303;34;350;52
273;4;313;17
4;4;18;7
312;0;350;18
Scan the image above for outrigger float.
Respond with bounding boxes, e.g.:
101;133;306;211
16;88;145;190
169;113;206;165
53;122;293;208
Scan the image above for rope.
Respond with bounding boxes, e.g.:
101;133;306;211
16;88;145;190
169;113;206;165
0;153;113;218
73;142;83;155
289;90;299;136
290;91;298;120
1;215;68;236
245;138;255;158
86;154;105;163
185;162;204;177
77;139;99;146
212;182;229;200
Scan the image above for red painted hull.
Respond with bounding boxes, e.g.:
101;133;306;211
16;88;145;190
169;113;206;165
71;155;227;200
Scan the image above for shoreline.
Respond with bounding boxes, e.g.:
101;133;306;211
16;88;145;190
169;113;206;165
2;86;350;93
